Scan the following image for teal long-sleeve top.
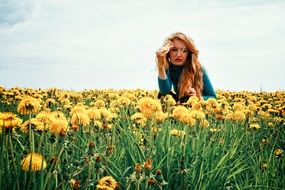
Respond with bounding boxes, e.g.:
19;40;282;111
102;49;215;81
158;64;216;100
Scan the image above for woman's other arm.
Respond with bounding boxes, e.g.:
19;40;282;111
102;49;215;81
202;69;216;100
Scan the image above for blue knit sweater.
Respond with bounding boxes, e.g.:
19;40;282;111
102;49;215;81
158;64;216;100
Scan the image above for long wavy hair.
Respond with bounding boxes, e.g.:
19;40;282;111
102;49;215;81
164;32;203;99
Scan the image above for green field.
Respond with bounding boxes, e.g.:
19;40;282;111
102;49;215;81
0;87;284;190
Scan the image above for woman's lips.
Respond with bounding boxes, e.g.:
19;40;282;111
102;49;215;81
175;58;183;61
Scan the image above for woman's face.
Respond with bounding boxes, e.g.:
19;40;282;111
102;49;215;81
169;38;189;66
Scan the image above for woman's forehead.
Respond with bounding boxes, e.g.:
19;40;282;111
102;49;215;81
172;38;186;48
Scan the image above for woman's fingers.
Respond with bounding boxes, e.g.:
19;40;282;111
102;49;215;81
156;40;173;56
187;88;196;96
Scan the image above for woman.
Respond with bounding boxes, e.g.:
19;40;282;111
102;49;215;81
156;32;216;102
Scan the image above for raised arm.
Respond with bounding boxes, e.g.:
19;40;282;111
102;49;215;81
156;41;173;95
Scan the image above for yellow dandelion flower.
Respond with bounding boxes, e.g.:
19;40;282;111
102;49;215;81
200;119;209;128
192;101;204;111
88;108;102;120
110;101;119;108
49;117;68;135
20;118;43;133
249;123;261;129
94;100;105;108
232;111;246;121
243;109;254;117
189;110;205;121
21;152;47;172
257;110;270;118
44;98;57;108
70;103;87;115
117;96;131;107
32;118;47;131
206;98;218;108
122;92;136;101
164;94;176;106
96;176;117;190
71;112;90;126
179;114;196;126
36;111;53;126
268;108;279;115
0;112;22;129
131;112;147;126
184;96;199;106
172;106;189;120
154;111;167;123
248;103;257;112
232;103;244;111
63;101;72;110
17;96;42;115
137;97;162;118
262;103;272;110
94;120;103;128
170;129;186;137
274;149;283;157
100;108;113;119
105;113;117;122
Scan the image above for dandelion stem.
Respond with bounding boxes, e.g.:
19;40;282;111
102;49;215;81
8;131;20;189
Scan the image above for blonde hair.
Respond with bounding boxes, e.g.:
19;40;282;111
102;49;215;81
163;32;203;99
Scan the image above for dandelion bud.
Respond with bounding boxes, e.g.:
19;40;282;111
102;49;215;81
148;178;156;186
134;163;142;174
261;163;268;171
95;156;103;170
70;179;81;189
261;138;269;144
50;156;58;164
71;125;80;131
144;158;152;170
88;142;96;155
107;144;115;156
155;169;164;183
88;141;96;148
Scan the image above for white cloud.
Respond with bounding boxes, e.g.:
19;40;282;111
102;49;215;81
0;0;40;26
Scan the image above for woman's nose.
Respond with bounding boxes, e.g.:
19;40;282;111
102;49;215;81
177;50;183;56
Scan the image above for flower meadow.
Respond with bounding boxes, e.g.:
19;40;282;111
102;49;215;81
0;86;284;190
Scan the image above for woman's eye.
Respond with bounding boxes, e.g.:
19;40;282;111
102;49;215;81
183;49;188;53
171;48;177;52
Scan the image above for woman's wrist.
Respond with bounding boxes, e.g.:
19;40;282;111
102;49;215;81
158;67;167;79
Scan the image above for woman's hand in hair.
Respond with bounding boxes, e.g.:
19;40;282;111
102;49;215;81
187;88;203;100
187;88;197;96
156;40;173;69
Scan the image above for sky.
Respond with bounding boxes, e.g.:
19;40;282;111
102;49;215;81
0;0;284;92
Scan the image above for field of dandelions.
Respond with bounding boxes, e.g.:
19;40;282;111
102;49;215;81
0;86;284;190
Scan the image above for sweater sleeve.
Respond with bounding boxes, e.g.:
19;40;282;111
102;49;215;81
158;70;172;95
202;69;216;100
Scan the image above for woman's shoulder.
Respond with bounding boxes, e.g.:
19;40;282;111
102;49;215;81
201;65;207;74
